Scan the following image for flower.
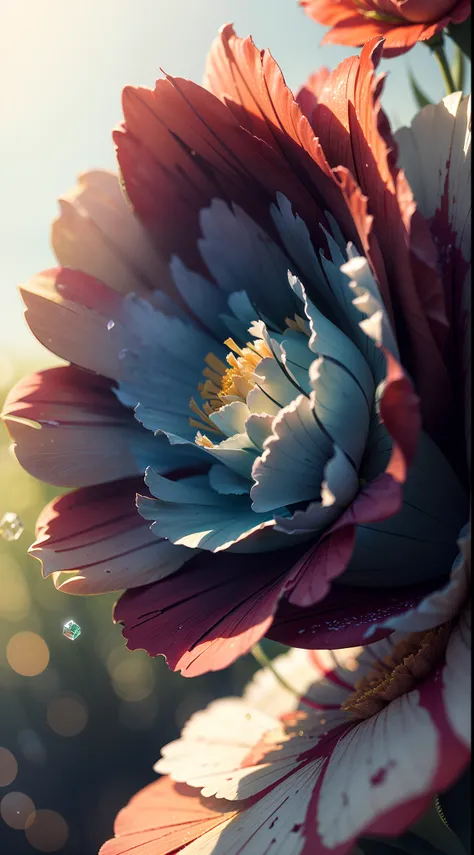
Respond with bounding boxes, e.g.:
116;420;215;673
2;27;471;675
300;0;472;57
99;541;470;854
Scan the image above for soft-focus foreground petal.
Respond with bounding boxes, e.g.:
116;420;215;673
2;366;157;487
99;777;240;855
30;478;192;595
396;93;471;463
114;546;305;676
102;622;471;853
51;169;172;296
300;0;472;57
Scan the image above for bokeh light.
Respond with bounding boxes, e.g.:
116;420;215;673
0;791;35;830
25;809;69;852
47;694;88;737
107;648;155;702
0;747;18;787
7;631;50;677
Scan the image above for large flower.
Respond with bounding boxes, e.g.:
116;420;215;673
100;542;470;854
2;28;471;675
300;0;471;57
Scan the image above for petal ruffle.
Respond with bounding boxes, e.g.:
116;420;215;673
30;478;192;595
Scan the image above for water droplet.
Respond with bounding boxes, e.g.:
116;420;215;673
297;629;306;635
118;348;128;360
0;512;24;542
62;620;81;641
43;420;60;427
106;320;115;331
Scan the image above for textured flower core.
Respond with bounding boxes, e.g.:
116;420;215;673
199;337;272;414
341;624;450;719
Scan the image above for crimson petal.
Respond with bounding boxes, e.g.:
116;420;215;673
114;547;305;677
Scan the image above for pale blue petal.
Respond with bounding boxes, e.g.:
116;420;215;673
275;445;359;534
208;464;250;495
170;256;229;340
199;200;297;322
309;356;370;468
250;394;332;512
290;275;375;404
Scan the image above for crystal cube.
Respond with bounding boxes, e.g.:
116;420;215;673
0;512;24;542
62;620;82;641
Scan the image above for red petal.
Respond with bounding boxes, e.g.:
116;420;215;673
286;473;402;607
2;366;154;487
295;67;331;123
30;478;190;595
114;548;303;676
268;580;437;648
315;39;453;442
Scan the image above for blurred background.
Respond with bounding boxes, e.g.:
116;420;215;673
0;1;471;852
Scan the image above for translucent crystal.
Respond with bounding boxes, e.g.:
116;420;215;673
0;512;24;542
62;620;82;641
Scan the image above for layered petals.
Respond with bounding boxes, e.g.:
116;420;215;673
301;0;472;57
30;478;192;595
102;617;471;853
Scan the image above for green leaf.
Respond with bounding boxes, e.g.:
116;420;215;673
447;21;471;60
408;70;433;109
452;45;466;93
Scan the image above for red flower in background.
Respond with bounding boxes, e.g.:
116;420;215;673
300;0;471;56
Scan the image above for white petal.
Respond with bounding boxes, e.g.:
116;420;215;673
317;691;438;848
182;761;323;855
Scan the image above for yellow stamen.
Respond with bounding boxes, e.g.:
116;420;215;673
341;624;450;720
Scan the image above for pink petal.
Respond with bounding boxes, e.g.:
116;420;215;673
51;169;172;297
3;366;155;487
30;478;191;595
99;778;239;855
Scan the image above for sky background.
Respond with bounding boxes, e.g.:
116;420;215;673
0;0;469;374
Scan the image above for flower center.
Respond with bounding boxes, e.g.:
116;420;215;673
341;624;450;720
189;337;271;433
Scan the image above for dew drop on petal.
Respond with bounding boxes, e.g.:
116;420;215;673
0;512;24;542
118;348;128;360
62;621;81;641
106;320;115;330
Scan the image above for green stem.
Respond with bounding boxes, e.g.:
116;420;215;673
432;43;457;94
250;643;300;697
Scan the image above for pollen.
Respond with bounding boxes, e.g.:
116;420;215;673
341;624;450;720
190;336;272;435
